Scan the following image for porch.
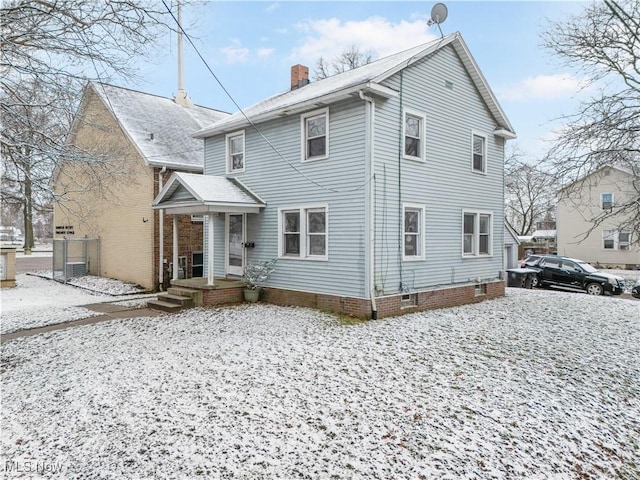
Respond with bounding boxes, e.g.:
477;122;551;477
148;276;248;312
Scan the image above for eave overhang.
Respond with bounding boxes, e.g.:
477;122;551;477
193;82;398;138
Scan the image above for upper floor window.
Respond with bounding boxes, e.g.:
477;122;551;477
301;108;328;161
226;131;245;173
280;205;328;260
463;210;492;256
601;192;613;210
472;133;487;174
403;110;425;161
603;229;615;249
403;204;424;260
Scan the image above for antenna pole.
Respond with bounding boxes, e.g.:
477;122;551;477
177;1;184;92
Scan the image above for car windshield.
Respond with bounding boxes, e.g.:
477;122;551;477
577;261;598;273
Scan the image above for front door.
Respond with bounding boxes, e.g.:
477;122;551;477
226;213;245;276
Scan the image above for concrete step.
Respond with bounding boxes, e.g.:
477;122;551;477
157;293;194;308
147;299;184;313
167;287;203;306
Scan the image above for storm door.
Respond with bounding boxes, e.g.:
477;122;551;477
226;213;245;276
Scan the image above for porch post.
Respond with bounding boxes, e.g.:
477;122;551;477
172;215;179;281
207;213;215;286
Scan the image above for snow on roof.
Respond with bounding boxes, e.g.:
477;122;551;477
195;32;515;138
153;172;266;212
90;83;229;171
531;230;557;238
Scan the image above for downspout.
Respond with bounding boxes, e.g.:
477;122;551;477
359;90;377;320
158;166;167;290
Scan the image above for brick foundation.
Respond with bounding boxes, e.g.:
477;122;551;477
257;280;505;319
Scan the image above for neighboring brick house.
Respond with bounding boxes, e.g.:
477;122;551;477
52;82;228;290
153;32;517;318
556;165;640;269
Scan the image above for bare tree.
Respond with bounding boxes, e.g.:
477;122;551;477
505;147;557;236
314;45;375;80
1;0;182;248
1;78;76;249
542;0;640;243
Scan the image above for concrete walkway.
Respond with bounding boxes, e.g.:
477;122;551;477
1;303;165;344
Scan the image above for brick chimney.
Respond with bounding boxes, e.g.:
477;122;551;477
291;64;309;90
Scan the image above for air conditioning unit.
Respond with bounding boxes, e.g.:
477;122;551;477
66;262;87;278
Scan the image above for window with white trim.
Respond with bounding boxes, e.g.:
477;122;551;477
463;211;492;256
301;109;328;161
226;131;245;173
403;204;424;260
472;133;487;173
280;205;328;260
601;192;613;210
603;229;615;249
403;110;425;161
619;230;630;250
603;229;631;250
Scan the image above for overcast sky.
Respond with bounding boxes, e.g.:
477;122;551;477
135;1;589;163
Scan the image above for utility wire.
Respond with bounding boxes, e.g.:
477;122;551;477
161;0;373;195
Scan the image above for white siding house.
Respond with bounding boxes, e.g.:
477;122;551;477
153;32;516;318
556;166;639;268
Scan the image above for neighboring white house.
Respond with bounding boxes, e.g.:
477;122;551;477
556;165;639;268
153;32;517;318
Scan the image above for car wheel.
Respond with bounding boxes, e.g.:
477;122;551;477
531;275;540;288
586;282;603;296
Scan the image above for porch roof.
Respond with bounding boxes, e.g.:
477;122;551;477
152;172;266;214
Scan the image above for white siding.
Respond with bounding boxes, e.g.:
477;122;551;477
556;167;640;267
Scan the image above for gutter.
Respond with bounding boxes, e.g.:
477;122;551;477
158;166;167;291
194;82;397;138
359;90;378;320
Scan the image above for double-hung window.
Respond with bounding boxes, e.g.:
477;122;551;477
601;192;613;210
280;205;328;260
619;230;630;250
403;204;424;260
603;229;631;250
472;133;487;173
302;108;328;161
463;210;492;256
403;109;425;161
226;131;245;173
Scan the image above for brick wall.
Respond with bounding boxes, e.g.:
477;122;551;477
203;287;244;306
153;167;204;290
255;280;505;319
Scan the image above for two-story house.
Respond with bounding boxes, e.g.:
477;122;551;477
153;32;517;318
53;82;229;290
556;165;639;268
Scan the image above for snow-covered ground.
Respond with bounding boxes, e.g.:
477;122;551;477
0;274;152;334
1;281;639;478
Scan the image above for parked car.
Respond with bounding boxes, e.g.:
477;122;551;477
529;256;625;295
632;280;640;299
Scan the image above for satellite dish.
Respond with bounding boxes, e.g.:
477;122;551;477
428;3;448;25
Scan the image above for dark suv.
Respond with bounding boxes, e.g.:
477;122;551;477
530;256;625;295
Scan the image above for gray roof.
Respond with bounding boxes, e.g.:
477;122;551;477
194;32;515;139
89;83;229;171
152;172;266;214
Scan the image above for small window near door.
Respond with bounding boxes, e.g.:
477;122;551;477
192;252;203;277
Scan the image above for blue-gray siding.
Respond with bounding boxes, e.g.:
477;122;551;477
202;43;507;299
